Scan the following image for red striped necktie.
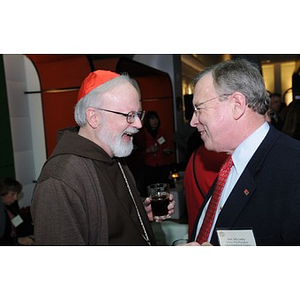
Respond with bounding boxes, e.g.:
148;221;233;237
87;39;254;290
196;155;233;244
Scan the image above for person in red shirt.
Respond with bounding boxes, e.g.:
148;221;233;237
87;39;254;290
142;111;173;189
184;144;227;238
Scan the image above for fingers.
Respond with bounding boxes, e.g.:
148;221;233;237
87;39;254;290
201;242;213;246
184;242;201;246
168;196;175;210
143;197;151;207
183;241;212;246
18;236;35;245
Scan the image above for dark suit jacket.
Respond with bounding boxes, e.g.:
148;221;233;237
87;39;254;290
190;126;300;246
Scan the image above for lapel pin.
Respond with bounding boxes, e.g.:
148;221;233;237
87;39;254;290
244;188;250;196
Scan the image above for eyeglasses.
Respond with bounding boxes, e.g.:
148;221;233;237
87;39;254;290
96;108;145;124
193;94;232;117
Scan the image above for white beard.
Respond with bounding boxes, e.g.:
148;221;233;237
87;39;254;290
98;125;137;157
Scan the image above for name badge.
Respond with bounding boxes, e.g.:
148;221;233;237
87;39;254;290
217;229;256;246
157;136;166;145
11;214;23;227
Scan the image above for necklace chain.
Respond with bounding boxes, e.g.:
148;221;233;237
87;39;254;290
118;162;151;245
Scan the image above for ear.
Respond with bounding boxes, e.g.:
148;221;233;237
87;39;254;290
230;92;246;120
86;107;100;129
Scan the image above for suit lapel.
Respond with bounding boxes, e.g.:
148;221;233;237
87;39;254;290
209;126;281;244
214;168;257;228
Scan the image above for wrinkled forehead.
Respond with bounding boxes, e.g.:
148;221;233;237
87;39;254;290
102;82;140;108
193;73;215;104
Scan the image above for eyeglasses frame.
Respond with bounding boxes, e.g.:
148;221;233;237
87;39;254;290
193;93;232;117
96;108;145;124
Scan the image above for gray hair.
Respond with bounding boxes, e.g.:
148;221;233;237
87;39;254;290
75;73;138;126
194;59;270;115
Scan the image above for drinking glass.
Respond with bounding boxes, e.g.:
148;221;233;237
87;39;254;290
147;183;171;221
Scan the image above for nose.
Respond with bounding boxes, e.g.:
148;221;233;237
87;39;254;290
133;117;143;129
190;113;198;127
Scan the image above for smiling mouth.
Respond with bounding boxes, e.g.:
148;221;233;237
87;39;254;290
122;130;138;140
124;132;134;137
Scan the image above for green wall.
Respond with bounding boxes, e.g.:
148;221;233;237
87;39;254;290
0;55;15;179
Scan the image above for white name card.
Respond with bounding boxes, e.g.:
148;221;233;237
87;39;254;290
157;136;166;145
217;229;256;246
11;214;23;227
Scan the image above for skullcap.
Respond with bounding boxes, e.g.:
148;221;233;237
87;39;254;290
77;70;120;102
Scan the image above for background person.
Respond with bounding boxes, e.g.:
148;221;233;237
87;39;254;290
0;178;34;245
0;196;5;239
281;100;300;140
269;92;286;130
142;111;173;189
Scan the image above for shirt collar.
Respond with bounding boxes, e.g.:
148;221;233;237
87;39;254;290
232;122;270;175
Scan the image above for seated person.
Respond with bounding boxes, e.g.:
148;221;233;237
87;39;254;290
0;178;34;245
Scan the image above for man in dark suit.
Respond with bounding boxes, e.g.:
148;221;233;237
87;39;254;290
188;59;300;246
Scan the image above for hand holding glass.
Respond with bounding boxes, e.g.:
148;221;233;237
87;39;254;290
147;183;171;221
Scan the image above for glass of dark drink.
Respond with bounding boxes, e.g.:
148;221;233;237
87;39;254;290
147;183;171;221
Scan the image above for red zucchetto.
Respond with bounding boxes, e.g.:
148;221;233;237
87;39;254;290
77;70;120;102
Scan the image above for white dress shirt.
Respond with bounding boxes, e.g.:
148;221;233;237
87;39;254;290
195;122;270;242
